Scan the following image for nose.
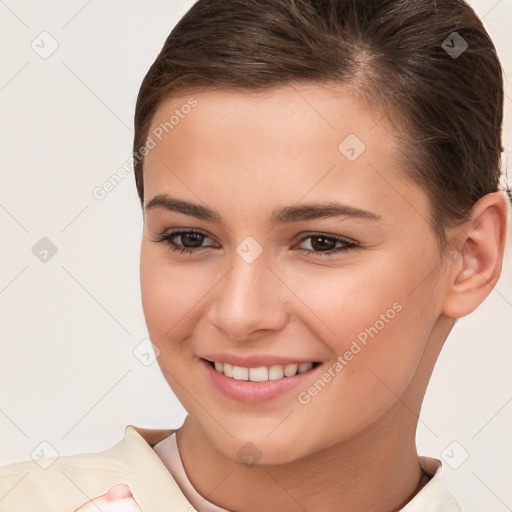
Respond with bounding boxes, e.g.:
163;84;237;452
211;250;290;342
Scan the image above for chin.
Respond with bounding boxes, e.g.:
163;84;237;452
205;427;317;467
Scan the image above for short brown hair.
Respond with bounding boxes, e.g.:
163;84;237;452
133;0;505;249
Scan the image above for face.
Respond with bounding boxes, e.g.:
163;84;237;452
139;83;449;464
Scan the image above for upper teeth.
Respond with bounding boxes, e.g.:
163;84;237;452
212;361;314;381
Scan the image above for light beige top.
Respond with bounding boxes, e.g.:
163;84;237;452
153;432;229;512
0;424;463;511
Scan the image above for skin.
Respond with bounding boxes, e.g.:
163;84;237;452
90;83;507;512
77;484;135;510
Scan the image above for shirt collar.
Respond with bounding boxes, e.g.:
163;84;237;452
123;424;194;510
124;425;462;512
399;456;462;511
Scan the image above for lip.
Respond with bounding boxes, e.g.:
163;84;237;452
201;352;319;368
200;358;323;404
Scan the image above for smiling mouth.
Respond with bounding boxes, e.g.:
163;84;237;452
203;358;322;382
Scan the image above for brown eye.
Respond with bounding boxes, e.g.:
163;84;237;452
178;232;206;248
152;229;216;255
297;233;358;257
309;235;337;251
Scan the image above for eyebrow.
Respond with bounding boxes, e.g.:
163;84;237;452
144;194;382;225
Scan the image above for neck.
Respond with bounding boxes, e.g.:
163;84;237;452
178;408;421;512
177;315;454;512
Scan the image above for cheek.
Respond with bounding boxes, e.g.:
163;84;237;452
281;257;412;351
288;253;437;401
140;244;199;343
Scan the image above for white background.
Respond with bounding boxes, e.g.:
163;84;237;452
0;1;511;511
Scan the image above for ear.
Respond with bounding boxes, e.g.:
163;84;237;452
442;191;510;319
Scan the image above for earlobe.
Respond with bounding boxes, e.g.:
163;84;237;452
442;192;510;319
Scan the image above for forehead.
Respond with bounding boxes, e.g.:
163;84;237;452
147;83;384;150
142;83;428;226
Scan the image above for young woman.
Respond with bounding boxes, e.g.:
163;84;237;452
1;0;510;510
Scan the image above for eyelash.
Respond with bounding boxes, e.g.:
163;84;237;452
152;229;358;257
